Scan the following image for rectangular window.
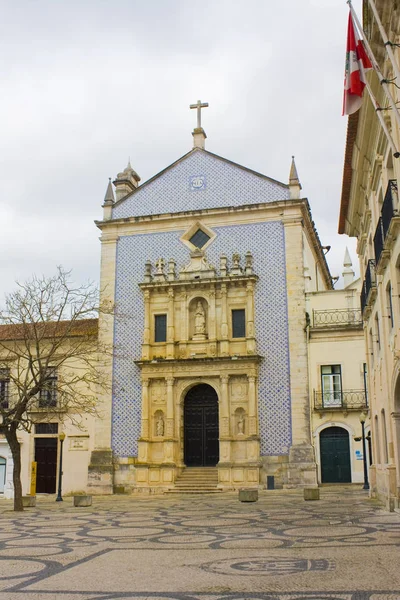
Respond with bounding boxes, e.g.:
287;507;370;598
0;369;10;410
154;314;167;343
387;283;394;328
35;423;58;434
321;365;342;407
232;309;246;338
375;314;381;351
39;368;57;408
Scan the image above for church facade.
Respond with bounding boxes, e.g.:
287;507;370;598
87;120;334;494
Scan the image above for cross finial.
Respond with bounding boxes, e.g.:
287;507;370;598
190;99;209;129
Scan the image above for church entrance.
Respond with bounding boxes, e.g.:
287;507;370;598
184;384;219;466
320;427;351;483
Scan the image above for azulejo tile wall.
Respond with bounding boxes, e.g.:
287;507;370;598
112;221;291;457
112;149;289;220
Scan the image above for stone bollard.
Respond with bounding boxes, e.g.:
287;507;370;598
22;496;36;507
239;489;258;502
304;486;320;501
73;495;92;507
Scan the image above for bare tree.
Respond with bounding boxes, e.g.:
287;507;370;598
0;268;109;511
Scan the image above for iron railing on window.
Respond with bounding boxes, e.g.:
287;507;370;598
373;217;384;265
312;308;362;328
314;390;368;411
360;259;376;313
382;179;398;238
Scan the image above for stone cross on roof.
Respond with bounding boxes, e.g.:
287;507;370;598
190;99;209;129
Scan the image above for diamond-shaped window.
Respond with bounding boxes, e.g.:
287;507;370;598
189;229;211;249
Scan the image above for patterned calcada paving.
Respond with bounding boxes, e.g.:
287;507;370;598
0;486;399;600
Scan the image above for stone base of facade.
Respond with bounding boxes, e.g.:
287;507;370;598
284;444;317;488
369;464;399;510
87;449;114;495
217;462;261;489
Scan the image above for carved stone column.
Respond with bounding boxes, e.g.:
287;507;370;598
220;284;229;356
220;375;230;437
248;375;257;436
141;379;150;438
167;288;175;359
219;375;230;465
142;290;151;360
166;377;175;438
246;281;256;354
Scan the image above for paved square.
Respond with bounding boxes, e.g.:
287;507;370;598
0;486;399;600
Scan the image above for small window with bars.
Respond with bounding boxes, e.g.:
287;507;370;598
0;369;10;410
35;423;58;434
39;368;58;408
154;314;167;343
232;309;246;338
189;229;211;249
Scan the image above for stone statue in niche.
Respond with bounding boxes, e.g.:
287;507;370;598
195;301;206;334
193;300;207;340
156;414;164;437
237;413;245;435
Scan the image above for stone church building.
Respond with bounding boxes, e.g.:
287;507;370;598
87;107;335;494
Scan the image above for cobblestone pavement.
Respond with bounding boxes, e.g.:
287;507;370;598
0;486;399;600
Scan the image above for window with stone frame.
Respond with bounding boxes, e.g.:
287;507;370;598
232;309;246;338
154;314;167;343
0;369;10;410
39;367;58;408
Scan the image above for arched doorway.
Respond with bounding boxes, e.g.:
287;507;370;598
184;384;219;466
320;426;351;483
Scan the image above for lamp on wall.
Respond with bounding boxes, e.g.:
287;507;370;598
56;432;66;502
359;414;370;491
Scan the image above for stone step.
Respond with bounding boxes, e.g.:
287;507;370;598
165;489;223;494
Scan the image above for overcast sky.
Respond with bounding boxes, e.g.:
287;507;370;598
0;0;363;300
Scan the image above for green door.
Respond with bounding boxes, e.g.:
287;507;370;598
320;427;351;483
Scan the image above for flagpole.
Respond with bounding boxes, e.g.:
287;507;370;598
367;0;400;85
364;79;400;158
348;1;400;131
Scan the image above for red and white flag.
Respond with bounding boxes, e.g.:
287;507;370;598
343;12;372;115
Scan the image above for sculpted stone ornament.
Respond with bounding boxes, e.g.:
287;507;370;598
193;300;207;340
156;414;164;437
237;414;245;435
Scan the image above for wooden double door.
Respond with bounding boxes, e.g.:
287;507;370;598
184;384;219;467
320;427;351;483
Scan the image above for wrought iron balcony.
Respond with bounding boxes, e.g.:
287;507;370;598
373;217;384;265
360;259;376;314
382;179;398;238
312;308;362;328
314;390;368;411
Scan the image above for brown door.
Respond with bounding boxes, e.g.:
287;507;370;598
35;438;57;493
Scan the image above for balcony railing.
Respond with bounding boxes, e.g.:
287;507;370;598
382;179;398;237
373;217;384;265
312;308;362;328
314;390;368;411
360;259;376;313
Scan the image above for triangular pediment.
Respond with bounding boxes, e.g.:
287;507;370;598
112;148;289;219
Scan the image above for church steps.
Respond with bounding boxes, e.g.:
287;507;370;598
165;467;221;494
